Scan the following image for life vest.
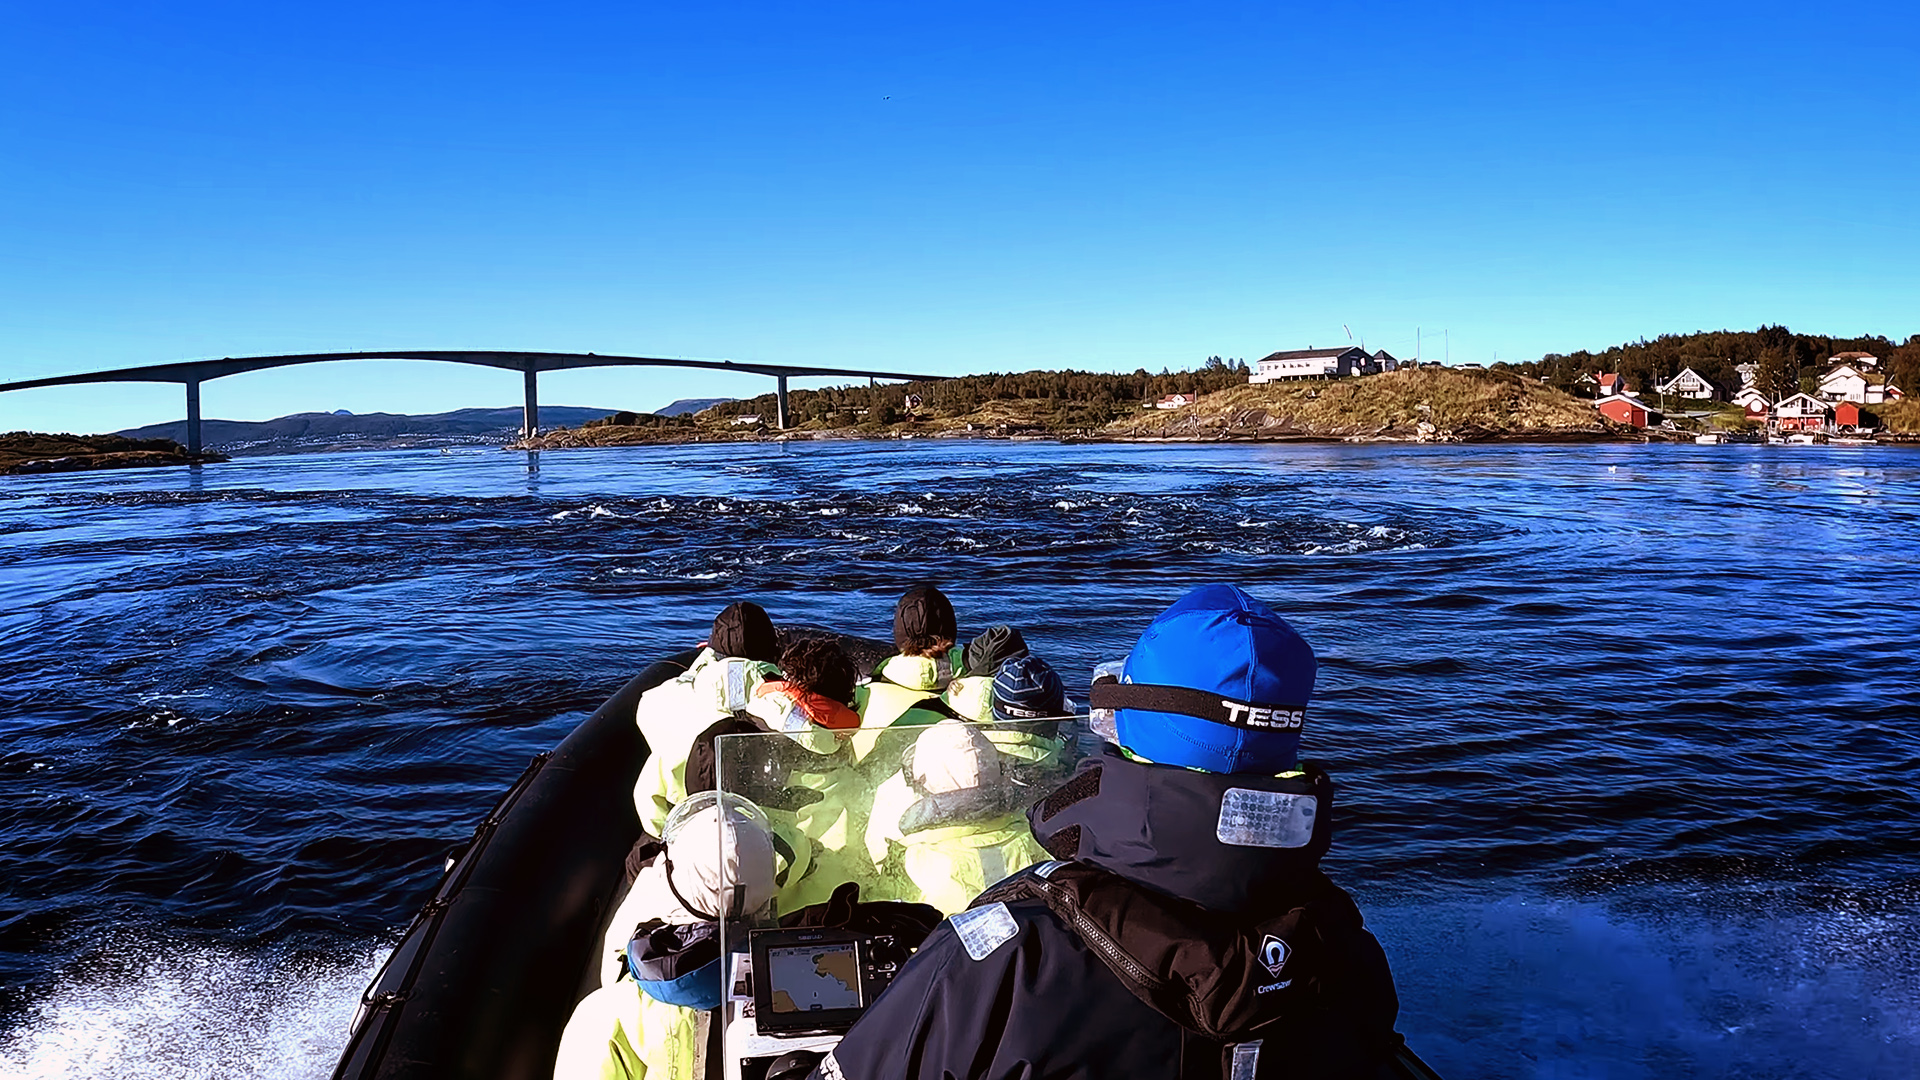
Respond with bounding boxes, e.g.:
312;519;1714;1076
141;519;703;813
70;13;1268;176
973;858;1384;1043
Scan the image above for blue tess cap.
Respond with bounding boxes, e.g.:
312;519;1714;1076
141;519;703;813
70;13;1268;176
1109;584;1315;774
991;655;1067;721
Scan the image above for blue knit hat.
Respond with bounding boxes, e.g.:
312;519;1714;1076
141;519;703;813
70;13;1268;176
991;655;1067;721
1089;584;1315;774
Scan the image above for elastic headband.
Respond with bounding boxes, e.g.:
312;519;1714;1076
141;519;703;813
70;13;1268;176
1088;682;1305;732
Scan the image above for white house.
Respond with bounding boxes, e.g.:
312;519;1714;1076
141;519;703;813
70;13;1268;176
1249;347;1370;383
1657;367;1717;399
732;414;763;425
1153;393;1197;409
1731;385;1770;415
1817;364;1901;405
1734;361;1759;387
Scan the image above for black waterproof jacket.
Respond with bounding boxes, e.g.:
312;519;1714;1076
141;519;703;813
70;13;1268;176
813;748;1400;1080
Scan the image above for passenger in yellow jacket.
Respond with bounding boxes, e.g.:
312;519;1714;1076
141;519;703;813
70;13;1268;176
632;601;782;834
857;584;966;736
865;656;1072;913
740;637;887;909
941;623;1031;722
556;794;779;1080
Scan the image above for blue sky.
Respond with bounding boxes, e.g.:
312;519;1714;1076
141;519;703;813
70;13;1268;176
2;0;1915;433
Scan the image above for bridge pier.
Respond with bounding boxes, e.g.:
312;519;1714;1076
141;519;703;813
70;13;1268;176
185;380;202;455
523;368;539;439
776;375;790;430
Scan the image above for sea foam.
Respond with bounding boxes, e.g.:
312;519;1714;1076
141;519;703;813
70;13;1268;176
0;939;388;1080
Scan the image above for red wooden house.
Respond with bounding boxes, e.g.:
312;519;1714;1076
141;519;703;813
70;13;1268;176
1595;393;1650;428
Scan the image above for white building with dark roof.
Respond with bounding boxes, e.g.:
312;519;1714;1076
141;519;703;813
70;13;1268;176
1249;347;1371;383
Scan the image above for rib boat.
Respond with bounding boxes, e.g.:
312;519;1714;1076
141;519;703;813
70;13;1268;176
330;641;1443;1080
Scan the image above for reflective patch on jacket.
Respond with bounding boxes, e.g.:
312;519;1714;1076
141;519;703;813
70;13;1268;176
949;901;1020;961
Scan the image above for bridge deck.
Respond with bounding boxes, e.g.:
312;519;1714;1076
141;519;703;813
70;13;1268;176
0;351;949;450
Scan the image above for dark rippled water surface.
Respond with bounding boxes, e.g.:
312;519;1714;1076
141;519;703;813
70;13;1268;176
2;441;1916;1078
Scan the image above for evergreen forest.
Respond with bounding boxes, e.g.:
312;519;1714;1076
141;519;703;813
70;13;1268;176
706;356;1253;428
1507;326;1920;400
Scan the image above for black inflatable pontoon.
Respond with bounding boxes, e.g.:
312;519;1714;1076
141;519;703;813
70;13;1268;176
331;645;1445;1080
332;651;695;1080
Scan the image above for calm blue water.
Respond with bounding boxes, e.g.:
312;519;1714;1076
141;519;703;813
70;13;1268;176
2;441;1916;1078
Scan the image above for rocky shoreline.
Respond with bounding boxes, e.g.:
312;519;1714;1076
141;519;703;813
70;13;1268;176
1;433;229;475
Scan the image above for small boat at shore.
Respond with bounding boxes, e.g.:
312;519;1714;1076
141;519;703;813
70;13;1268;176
331;636;1445;1080
1787;433;1822;445
1693;432;1724;445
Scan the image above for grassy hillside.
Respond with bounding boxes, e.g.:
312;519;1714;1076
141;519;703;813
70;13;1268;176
1103;368;1613;441
1873;399;1920;434
526;366;1623;448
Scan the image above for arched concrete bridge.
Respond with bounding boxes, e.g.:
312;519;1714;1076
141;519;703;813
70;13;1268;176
0;351;949;452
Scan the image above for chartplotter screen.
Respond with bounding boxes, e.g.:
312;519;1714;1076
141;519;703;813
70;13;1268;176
764;943;863;1013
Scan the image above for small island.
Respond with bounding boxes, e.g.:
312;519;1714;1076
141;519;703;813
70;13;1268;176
1;432;228;475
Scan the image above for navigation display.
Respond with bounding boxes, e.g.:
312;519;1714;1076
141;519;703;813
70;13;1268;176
765;943;863;1013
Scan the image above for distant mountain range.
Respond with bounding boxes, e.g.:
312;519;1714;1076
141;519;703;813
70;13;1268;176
656;397;734;416
116;406;619;453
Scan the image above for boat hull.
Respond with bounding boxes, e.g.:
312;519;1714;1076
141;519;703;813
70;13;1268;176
332;652;694;1080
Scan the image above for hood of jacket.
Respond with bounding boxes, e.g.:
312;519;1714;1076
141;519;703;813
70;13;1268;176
625;918;726;1009
872;652;957;693
754;679;861;731
1025;745;1333;915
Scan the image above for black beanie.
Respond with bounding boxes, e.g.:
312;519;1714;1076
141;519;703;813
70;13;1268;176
710;601;779;662
963;624;1029;677
892;585;958;655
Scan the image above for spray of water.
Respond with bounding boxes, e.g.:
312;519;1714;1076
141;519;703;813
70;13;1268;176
0;939;388;1080
1367;891;1919;1079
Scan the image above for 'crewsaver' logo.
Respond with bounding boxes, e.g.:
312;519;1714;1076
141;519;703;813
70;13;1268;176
1259;934;1291;977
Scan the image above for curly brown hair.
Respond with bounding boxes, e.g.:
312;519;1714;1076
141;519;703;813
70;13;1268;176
778;638;858;706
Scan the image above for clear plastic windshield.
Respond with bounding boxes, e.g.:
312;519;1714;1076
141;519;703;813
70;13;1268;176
713;717;1083;962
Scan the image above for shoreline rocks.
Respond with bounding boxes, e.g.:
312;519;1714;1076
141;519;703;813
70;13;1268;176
1;433;228;475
